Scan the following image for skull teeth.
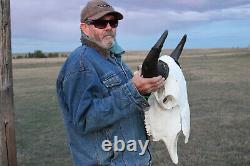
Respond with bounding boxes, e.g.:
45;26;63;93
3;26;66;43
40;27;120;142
144;112;152;136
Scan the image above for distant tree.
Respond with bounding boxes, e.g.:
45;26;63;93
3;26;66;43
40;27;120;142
61;53;68;57
16;55;24;59
25;51;68;59
33;50;46;58
48;52;59;58
27;52;33;58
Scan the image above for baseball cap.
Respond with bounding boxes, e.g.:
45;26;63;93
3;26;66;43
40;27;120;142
80;0;123;22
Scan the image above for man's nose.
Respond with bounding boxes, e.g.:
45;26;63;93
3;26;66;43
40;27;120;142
105;23;112;30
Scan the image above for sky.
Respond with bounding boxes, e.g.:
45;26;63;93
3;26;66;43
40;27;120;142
11;0;250;53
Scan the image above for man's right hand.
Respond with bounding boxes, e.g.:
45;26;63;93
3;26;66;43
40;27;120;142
132;71;165;95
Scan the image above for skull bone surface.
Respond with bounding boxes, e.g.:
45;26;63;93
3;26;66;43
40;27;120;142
144;55;190;164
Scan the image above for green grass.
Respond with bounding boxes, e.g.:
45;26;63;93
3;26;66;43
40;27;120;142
13;50;250;166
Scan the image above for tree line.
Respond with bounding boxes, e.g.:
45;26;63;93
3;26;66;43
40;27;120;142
13;50;68;59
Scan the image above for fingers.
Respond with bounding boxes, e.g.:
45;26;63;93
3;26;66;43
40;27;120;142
149;76;165;87
133;70;140;75
150;77;165;92
132;72;166;95
145;76;165;85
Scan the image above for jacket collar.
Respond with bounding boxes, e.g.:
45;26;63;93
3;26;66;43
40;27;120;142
110;41;125;57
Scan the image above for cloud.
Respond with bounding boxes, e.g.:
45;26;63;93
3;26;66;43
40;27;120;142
12;0;250;38
110;0;250;12
116;3;250;35
10;0;250;52
11;0;82;40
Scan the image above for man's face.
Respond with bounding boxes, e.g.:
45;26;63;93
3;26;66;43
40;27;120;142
82;15;117;49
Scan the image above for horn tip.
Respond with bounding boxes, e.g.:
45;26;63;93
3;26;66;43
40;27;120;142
181;34;187;43
183;34;187;39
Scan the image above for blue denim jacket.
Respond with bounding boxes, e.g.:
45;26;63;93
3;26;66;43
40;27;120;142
56;43;151;166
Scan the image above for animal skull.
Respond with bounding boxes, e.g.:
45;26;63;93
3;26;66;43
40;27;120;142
144;55;190;164
141;31;190;164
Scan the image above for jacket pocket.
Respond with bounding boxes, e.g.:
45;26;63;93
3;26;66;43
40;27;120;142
101;72;122;89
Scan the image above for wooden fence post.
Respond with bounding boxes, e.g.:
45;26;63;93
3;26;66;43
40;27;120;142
0;0;17;165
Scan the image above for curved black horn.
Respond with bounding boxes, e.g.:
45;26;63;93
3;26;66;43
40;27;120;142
141;30;168;78
157;34;187;78
170;34;187;62
153;30;169;49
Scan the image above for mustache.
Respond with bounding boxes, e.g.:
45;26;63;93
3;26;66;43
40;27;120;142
104;31;115;37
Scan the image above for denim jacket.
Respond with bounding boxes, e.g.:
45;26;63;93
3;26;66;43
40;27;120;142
56;41;151;166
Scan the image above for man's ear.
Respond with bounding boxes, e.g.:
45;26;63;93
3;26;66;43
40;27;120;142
80;23;90;36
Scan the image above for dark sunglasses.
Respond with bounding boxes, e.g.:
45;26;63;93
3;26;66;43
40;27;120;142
85;19;118;29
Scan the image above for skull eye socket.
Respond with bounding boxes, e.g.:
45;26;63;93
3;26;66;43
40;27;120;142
163;97;168;103
157;60;169;79
163;95;173;103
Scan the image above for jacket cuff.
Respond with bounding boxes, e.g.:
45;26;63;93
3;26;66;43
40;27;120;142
122;80;149;109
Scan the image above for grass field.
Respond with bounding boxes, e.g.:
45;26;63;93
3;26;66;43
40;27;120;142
13;48;250;166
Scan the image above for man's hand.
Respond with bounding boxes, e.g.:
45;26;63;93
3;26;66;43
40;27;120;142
132;71;165;95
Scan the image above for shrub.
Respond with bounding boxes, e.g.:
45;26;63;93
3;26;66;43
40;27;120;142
48;52;59;58
61;53;68;58
16;55;24;59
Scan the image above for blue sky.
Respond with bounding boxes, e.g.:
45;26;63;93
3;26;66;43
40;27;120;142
11;0;250;53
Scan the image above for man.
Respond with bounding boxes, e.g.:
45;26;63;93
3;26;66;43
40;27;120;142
56;0;165;165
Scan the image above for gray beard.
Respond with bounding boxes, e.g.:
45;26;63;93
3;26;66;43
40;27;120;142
80;30;115;49
94;39;114;50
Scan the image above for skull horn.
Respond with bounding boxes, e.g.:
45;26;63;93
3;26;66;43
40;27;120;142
157;34;187;78
170;34;187;64
141;30;168;78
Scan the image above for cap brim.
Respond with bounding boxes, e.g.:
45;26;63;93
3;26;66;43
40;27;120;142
92;11;123;20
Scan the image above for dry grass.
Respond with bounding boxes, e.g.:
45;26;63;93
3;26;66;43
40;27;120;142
13;57;66;64
13;48;250;166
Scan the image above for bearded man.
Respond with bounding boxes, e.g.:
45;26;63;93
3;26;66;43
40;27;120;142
56;0;165;165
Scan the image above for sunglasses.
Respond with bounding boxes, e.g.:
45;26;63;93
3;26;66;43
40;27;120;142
85;19;118;29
